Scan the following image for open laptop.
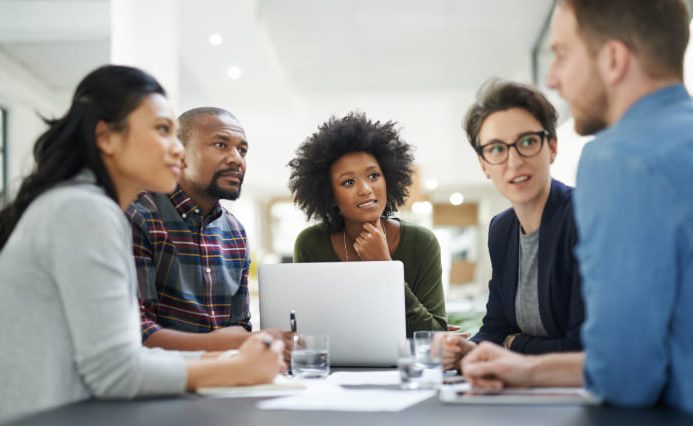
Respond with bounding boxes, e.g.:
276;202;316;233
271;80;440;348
259;261;406;367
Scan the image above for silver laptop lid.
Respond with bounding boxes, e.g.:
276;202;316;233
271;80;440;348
259;261;406;367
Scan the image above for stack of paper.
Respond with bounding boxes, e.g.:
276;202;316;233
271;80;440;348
325;371;401;386
257;388;434;412
199;370;437;411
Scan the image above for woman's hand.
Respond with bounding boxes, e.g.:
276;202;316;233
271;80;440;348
255;329;294;364
233;333;286;385
441;333;476;371
353;222;391;260
185;332;286;390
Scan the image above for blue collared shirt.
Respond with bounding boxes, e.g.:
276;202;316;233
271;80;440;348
575;84;693;413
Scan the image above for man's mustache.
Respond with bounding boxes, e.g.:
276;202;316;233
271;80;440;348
213;168;244;183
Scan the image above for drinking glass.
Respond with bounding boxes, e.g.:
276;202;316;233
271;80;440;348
397;338;424;389
291;334;330;379
413;330;444;388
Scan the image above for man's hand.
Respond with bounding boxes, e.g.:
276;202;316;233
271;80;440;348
461;342;537;390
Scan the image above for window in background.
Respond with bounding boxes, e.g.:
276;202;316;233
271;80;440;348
431;203;479;286
269;199;313;263
431;202;484;333
532;4;571;124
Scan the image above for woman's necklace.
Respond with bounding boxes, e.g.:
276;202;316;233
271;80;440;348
343;221;387;261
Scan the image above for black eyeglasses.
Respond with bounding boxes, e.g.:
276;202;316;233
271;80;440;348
475;130;550;165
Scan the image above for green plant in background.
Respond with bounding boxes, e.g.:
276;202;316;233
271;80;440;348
448;311;484;335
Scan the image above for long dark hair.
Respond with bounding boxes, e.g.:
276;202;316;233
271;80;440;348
0;65;166;250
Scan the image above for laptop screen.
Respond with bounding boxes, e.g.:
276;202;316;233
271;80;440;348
259;261;406;366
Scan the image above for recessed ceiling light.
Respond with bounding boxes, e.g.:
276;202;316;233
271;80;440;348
449;192;464;206
208;33;223;46
227;66;242;80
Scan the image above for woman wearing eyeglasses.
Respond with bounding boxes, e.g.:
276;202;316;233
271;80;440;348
443;80;583;371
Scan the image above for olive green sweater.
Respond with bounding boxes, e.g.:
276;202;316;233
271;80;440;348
293;220;447;336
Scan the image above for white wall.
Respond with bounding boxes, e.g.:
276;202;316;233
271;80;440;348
552;118;592;187
0;50;61;196
685;19;693;93
187;87;489;199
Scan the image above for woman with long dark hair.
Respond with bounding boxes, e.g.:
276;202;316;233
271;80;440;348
0;65;284;422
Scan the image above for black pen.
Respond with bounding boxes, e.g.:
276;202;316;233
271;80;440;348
287;310;297;376
290;309;297;333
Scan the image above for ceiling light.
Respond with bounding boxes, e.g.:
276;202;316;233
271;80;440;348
424;178;439;191
226;66;242;80
449;192;464;206
208;33;223;46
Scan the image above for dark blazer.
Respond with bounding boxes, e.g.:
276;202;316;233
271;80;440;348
471;179;583;354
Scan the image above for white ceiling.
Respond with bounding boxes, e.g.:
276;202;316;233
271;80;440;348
0;0;110;91
257;0;552;92
0;0;558;197
173;0;554;99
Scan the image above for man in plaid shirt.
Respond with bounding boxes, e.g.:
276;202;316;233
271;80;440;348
127;107;292;359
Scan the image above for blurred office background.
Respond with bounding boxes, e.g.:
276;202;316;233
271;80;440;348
1;0;693;331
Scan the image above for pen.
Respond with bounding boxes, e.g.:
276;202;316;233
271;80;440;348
290;309;297;333
287;310;297;376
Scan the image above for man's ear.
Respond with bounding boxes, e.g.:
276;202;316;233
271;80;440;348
549;137;558;164
598;39;631;86
95;121;116;156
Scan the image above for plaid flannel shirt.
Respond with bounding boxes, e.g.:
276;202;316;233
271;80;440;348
126;189;251;341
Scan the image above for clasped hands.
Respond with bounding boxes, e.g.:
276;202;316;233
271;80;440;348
444;335;537;391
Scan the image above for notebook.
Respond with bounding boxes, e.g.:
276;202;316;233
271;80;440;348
197;374;306;398
258;261;406;367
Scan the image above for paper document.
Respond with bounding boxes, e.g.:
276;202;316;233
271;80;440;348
326;371;401;386
258;388;434;412
197;374;306;398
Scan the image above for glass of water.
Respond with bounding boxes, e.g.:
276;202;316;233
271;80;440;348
291;334;330;379
413;330;443;389
397;338;424;390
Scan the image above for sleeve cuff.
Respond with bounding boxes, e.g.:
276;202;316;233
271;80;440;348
141;322;162;342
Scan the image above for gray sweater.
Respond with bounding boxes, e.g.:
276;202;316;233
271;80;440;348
0;172;187;422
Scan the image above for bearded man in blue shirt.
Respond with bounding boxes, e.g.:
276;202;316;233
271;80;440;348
461;0;693;413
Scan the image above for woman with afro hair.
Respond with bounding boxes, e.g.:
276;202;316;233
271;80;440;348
288;112;447;336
